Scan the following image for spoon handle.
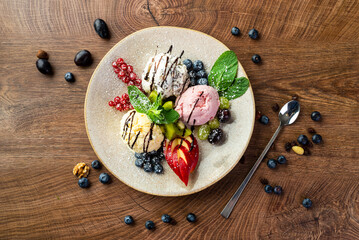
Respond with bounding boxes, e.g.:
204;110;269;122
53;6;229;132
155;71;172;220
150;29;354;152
221;124;283;218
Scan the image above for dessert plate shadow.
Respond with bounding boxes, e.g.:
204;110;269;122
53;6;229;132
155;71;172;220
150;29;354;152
85;26;255;196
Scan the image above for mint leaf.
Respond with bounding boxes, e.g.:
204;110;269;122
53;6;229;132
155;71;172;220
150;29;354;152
208;51;238;91
151;93;162;110
219;77;249;100
162;109;180;123
128;86;151;113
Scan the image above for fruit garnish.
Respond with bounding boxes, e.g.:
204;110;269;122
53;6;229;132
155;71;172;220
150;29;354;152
163;135;199;186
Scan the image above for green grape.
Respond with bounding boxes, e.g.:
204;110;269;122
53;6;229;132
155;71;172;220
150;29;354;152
219;97;230;109
208;118;220;129
198;124;210;140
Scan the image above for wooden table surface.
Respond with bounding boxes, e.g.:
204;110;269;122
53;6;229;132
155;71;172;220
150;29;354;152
1;0;359;239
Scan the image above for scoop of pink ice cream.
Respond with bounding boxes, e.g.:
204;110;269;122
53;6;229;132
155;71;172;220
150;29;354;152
175;85;220;126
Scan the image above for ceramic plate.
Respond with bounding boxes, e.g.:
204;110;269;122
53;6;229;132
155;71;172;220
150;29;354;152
85;26;255;196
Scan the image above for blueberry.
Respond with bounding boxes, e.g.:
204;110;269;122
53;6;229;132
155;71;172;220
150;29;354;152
312;134;322;144
149;150;157;156
190;78;197;86
159;152;165;160
135;152;142;159
217;109;231;123
183;59;193;70
302;198;312;208
297;134;309;145
248;28;259;39
193;60;204;72
145;220;155;230
144;155;151;163
151;156;160;165
143;163;153;172
78;177;89;188
64;72;75;82
186;213;196;223
311;111;321;121
259;115;269;125
135;158;144;168
189;70;196;78
74;50;92;66
231;27;240;36
161;214;172;223
99;173;111;184
251;54;261;64
36;59;53;75
91;160;101;169
196;70;207;79
154;164;163;174
273;186;282;195
124;215;134;225
208;128;223;144
264;185;273;193
94;19;110;39
196;78;208;85
267;159;277;169
277;155;287;164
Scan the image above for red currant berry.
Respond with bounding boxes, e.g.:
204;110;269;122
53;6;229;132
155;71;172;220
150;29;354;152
114;96;121;104
108;101;115;107
128;81;134;86
122;76;130;84
114;68;120;74
120;63;128;71
119;98;126;105
129;73;137;80
135;79;142;85
127;65;134;72
116;58;124;66
115;104;123;111
112;61;118;68
122;93;129;100
118;70;126;77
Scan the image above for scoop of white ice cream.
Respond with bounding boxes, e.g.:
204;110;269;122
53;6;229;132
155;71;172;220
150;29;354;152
142;52;190;98
120;110;164;153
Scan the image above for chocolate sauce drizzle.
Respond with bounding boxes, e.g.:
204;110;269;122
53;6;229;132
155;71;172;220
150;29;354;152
186;91;204;125
143;122;155;153
122;111;136;147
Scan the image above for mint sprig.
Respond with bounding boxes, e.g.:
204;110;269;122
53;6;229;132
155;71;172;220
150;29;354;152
128;86;179;124
208;50;250;100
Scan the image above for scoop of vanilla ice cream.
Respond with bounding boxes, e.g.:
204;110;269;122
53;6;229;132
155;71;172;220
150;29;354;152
142;52;190;98
120;110;164;153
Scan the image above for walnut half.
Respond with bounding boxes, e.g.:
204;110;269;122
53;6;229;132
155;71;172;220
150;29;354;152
73;163;90;178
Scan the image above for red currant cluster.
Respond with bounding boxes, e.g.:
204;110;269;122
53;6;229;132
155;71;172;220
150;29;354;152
108;93;134;111
112;58;142;90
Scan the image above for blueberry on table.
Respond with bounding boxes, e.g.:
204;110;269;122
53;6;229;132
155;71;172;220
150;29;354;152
99;173;111;184
145;220;155;230
231;27;240;36
251;54;261;64
208;128;223;144
154;164;163;174
64;72;75;82
297;134;309;145
197;78;208;85
143;163;153;172
267;159;277;169
311;111;321;121
264;185;273;193
124;215;134;225
193;60;204;72
78;177;89;188
91;160;101;169
135;158;144;168
36;59;53;75
259;115;269;125
217;109;231;123
277;155;287;164
186;213;196;223
161;214;172;223
248;28;259;39
273;186;282;195
312;134;322;144
302;198;312;208
183;59;193;70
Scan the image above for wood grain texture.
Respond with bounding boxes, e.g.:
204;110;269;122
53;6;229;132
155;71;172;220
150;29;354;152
1;0;359;239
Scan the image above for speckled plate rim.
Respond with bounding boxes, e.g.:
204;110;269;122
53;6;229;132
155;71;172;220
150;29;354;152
84;26;255;197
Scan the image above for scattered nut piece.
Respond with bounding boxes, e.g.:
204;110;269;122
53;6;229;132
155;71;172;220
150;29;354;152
255;110;262;120
37;50;48;59
285;142;292;152
271;103;279;112
73;163;90;178
292;146;304;155
303;147;311;155
307;127;316;134
260;177;269;185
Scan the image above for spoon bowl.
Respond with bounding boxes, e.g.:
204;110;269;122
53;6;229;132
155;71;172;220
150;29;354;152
279;100;300;126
